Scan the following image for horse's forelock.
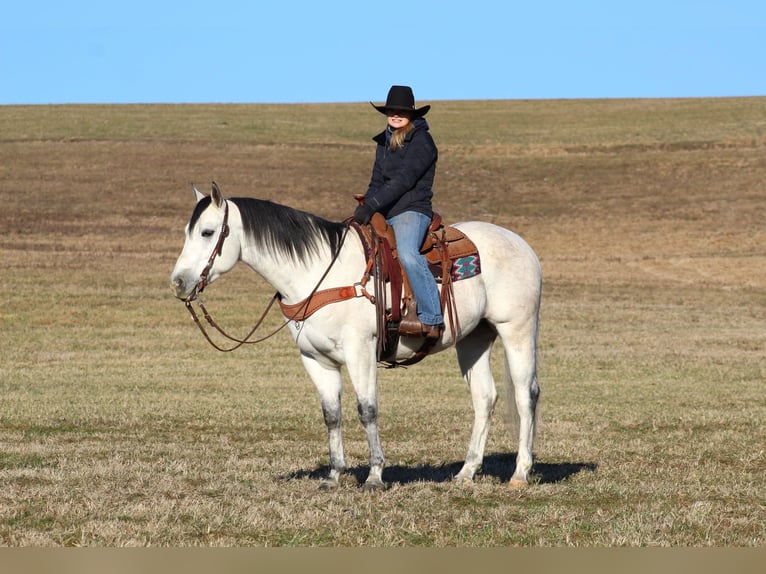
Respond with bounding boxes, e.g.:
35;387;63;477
187;195;213;236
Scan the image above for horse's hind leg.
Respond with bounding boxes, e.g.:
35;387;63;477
454;322;498;484
496;321;540;489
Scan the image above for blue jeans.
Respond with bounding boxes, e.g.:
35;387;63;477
387;211;444;325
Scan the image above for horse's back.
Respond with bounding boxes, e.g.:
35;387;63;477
452;221;542;323
452;220;540;278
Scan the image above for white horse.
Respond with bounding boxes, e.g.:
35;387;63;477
171;183;542;490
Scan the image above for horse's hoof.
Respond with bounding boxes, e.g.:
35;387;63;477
509;477;529;490
319;479;339;491
361;479;388;492
453;475;474;486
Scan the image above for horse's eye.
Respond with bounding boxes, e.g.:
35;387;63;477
201;229;215;238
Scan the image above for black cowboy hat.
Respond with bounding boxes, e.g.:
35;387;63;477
371;85;430;117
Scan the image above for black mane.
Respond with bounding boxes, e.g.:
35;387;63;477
231;197;346;263
188;196;347;262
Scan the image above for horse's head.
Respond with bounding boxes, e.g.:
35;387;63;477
170;182;240;300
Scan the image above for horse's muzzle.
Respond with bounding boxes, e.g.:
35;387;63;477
171;275;197;301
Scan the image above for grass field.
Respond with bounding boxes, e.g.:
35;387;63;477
1;98;764;546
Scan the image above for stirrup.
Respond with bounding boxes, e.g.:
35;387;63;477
398;315;424;336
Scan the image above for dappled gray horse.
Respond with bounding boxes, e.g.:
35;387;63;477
171;183;542;490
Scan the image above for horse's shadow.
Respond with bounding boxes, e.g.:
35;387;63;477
284;453;597;486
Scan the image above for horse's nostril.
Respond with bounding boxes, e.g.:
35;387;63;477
172;277;184;291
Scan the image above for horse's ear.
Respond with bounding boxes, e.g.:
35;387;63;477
192;184;205;203
211;181;225;208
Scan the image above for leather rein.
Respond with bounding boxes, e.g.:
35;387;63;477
183;203;369;352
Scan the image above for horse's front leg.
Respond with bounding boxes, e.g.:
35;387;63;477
346;341;387;491
300;353;346;489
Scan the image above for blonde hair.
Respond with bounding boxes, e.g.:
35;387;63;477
389;121;414;151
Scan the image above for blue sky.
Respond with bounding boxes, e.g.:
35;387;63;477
2;1;764;105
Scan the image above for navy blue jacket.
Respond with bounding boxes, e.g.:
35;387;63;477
363;118;438;219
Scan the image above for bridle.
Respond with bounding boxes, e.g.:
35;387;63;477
182;204;355;352
191;198;230;298
182;199;286;351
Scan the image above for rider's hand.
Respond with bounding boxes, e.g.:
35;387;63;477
353;204;375;225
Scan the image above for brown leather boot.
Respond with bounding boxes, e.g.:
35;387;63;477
422;323;445;340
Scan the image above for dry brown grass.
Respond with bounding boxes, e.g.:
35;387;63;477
1;98;764;546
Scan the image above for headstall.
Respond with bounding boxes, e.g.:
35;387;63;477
191;199;230;298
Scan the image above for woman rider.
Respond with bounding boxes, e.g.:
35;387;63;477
353;85;444;339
